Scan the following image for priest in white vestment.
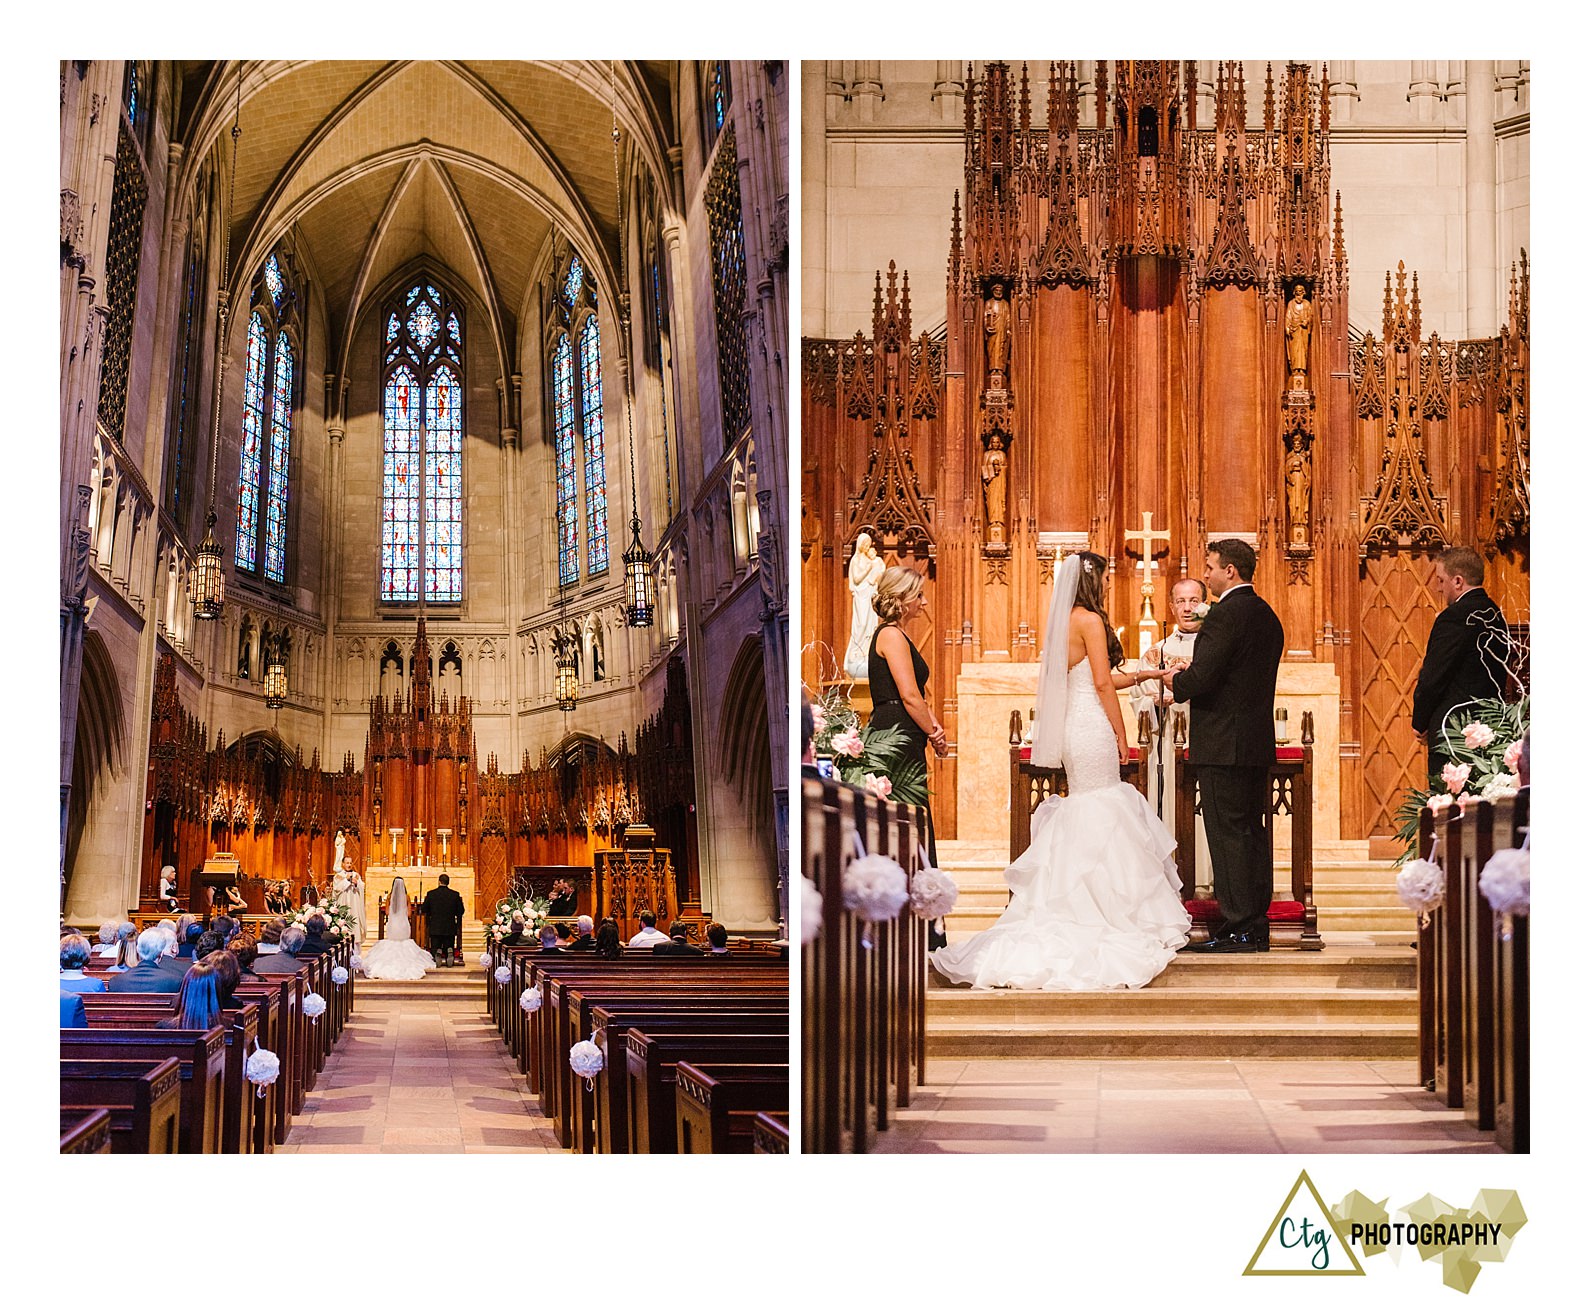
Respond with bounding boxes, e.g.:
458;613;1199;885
1131;578;1213;892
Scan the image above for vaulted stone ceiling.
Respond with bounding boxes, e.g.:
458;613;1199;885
173;60;676;377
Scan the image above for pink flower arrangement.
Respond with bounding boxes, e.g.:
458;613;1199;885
810;703;828;732
1425;793;1455;812
1503;739;1523;773
862;773;893;799
830;729;865;760
1462;721;1496;751
1441;762;1472;794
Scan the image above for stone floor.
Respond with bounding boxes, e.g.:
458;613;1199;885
870;1058;1507;1154
280;993;562;1153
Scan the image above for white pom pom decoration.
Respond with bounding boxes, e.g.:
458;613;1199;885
842;853;910;924
245;1046;280;1098
1396;857;1445;925
494;965;512;984
910;865;959;921
350;954;365;976
1480;846;1530;922
302;991;327;1019
520;988;542;1013
569;1038;605;1088
478;952;494;968
331;965;349;985
801;876;822;946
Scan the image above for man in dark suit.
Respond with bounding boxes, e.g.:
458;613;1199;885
1412;545;1511;782
106;928;183;992
298;914;333;956
652;920;705;957
421;874;466;967
253;926;307;974
1166;539;1285;953
61;991;88;1027
566;915;596;952
533;924;565;954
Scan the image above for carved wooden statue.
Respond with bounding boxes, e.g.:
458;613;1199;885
1285;282;1314;390
983;281;1011;386
981;438;1008;544
1285;433;1311;546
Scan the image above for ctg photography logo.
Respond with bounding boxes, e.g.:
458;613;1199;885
1245;1170;1528;1293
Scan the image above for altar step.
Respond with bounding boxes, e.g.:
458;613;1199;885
354;966;488;1003
927;946;1417;1059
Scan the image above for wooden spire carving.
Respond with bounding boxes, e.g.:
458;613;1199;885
1485;251;1530;553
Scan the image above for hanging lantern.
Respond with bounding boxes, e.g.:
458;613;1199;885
263;638;287;708
623;516;655;628
555;634;579;711
189;509;226;620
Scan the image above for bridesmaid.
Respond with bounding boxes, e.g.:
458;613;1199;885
867;566;949;947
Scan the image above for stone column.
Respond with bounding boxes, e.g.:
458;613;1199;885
1465;60;1498;338
801;60;827;338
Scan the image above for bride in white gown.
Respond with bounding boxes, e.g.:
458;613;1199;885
930;552;1191;989
359;875;435;980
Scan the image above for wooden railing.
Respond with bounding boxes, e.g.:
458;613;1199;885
1417;790;1529;1151
801;775;929;1153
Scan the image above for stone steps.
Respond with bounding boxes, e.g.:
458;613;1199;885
355;968;488;1003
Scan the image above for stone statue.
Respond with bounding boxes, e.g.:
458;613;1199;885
237;620;252;679
842;533;886;679
984;281;1011;386
1285;282;1313;390
1285;433;1311;546
981;439;1008;543
333;828;347;874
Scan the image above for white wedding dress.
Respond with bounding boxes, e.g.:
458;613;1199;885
359;877;435;981
931;558;1190;990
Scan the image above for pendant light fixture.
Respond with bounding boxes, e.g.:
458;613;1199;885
554;629;579;711
611;61;654;628
263;632;286;708
190;64;245;620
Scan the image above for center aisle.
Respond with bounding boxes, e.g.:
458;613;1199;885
281;967;562;1153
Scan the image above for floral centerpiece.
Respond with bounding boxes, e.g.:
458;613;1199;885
489;895;552;943
808;685;929;806
1393;695;1528;863
290;899;356;941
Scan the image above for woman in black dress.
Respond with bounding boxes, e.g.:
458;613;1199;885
867;566;949;946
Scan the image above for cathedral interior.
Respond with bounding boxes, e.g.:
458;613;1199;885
60;60;790;935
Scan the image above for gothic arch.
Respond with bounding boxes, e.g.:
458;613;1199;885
64;631;128;901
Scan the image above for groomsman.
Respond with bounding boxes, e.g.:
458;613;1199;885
1164;540;1284;952
1411;546;1511;781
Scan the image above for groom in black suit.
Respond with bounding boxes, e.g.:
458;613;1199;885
1164;539;1285;952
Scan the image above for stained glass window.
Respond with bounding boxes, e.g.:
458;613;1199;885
263;254;284;308
234;312;267;572
711;62;727;131
96;126;147;442
165;238;201;521
381;281;465;603
565;256;584;307
580;317;609;575
553;335;579;587
652;259;674;519
263;333;293;582
705;124;752;446
126;64;139;127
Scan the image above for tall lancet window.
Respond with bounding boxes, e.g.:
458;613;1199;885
705;123;751;448
234;252;297;584
550;251;608;586
381;279;464;603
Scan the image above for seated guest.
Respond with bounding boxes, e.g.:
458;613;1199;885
193;929;226;961
594;919;623;960
534;924;565;954
652;920;704;957
229;933;264;983
252;925;307;974
567;914;596;952
628;909;670;949
60;990;88;1028
60;934;109;993
264;881;293;915
91;921;121;961
553;922;574;947
501;916;529;947
107;928;183;992
202;948;243;1009
172;914;204;961
256;918;287;953
705;922;731;956
157;959;222;1030
111;921;139;971
210;915;237;944
547;878;578;918
299;913;333;955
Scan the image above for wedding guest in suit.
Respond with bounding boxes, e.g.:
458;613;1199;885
107;929;182;992
627;910;670;949
567;915;596;952
253;925;307;974
60;934;109;993
594;919;623;960
547;879;578;918
534;924;565;955
157;959;223;1030
299;913;334;956
652;920;704;956
705;922;731;956
1412;545;1512;781
60;991;88;1028
1166;539;1285;953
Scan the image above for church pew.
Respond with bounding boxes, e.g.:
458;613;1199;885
752;1111;790;1153
590;1009;788;1153
231;981;288;1149
552;981;788;1146
802;775;929;1154
1416;806;1439;1091
619;1029;790;1155
60;1058;182;1153
1456;800;1499;1129
59;1106;114;1154
59;1028;224;1153
1491;791;1529;1152
672;1061;790;1154
74;998;260;1153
